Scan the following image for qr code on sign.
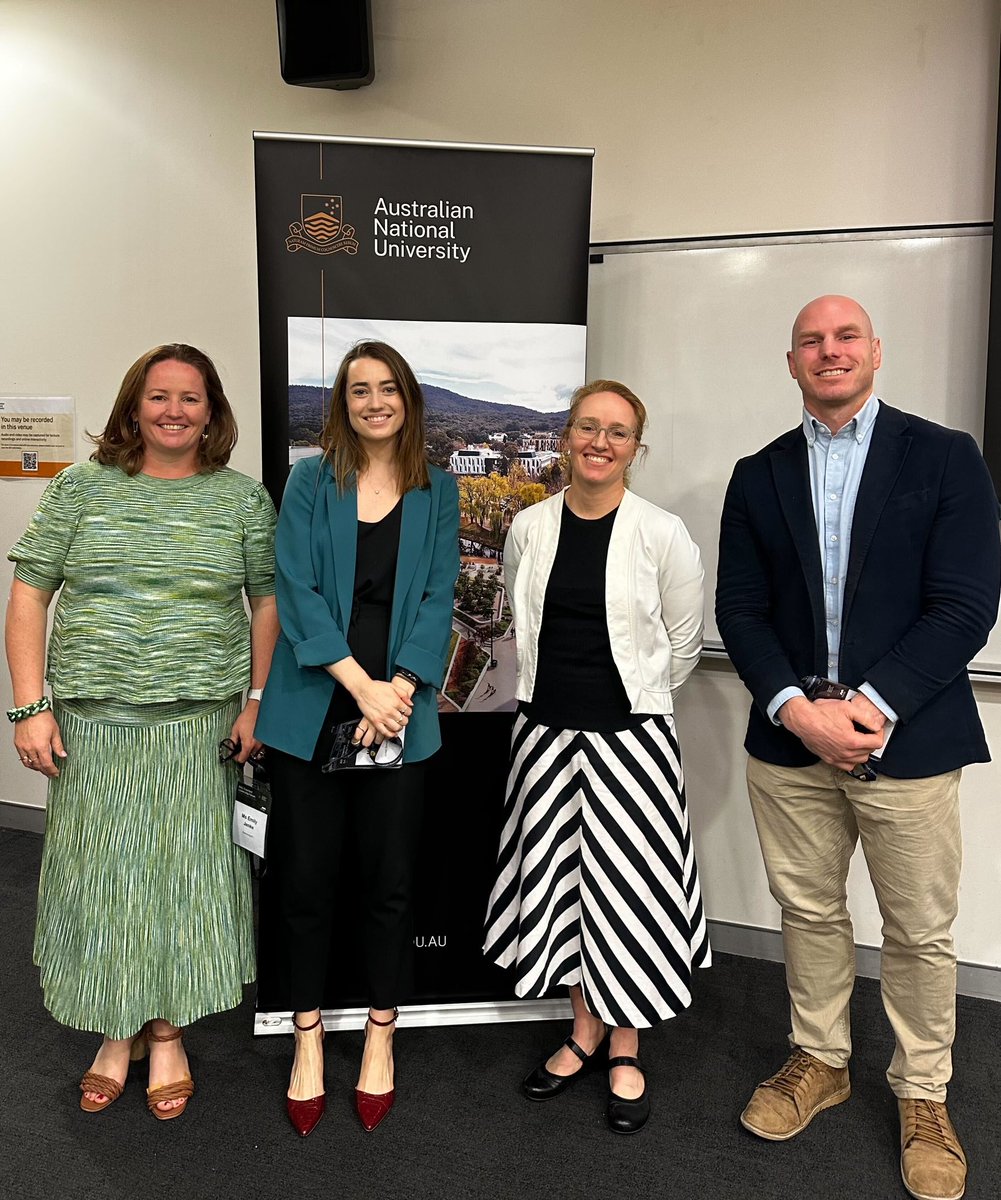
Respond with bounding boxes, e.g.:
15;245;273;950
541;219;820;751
21;452;38;472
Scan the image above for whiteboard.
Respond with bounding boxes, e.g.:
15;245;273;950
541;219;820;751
585;226;1001;674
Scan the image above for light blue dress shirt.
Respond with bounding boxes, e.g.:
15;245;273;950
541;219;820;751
767;394;899;724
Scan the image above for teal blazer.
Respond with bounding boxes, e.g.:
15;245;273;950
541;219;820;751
256;455;460;763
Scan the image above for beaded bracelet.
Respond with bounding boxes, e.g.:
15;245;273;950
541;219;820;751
6;696;52;723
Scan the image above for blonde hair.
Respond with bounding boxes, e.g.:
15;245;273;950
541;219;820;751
563;379;647;482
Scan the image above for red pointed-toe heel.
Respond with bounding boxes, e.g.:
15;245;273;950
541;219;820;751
287;1093;325;1138
354;1008;398;1132
287;1013;326;1138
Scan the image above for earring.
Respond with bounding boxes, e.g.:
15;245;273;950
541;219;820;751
201;428;209;441
132;421;139;434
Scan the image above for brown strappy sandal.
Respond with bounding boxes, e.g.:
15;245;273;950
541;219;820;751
79;1028;149;1113
145;1024;194;1121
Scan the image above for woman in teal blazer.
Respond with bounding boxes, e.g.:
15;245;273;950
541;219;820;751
256;342;459;1137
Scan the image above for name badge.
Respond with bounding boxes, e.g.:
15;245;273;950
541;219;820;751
232;764;271;859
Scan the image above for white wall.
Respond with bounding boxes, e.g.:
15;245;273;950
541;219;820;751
2;0;999;966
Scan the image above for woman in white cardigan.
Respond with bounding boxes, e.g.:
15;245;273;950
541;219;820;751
483;379;710;1135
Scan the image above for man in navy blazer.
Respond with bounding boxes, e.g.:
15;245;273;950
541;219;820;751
716;295;1000;1200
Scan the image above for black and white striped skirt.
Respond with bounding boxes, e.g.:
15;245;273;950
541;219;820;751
483;713;710;1029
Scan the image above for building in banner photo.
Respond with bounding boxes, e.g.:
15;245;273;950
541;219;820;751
287;315;581;714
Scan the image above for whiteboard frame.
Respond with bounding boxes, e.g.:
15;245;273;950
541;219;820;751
587;222;1000;683
590;222;989;255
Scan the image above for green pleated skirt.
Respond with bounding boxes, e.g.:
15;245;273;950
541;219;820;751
34;697;255;1039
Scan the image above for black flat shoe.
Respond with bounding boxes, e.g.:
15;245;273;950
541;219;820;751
522;1033;607;1101
606;1055;649;1134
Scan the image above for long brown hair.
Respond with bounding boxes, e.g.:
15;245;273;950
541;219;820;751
321;341;430;494
562;378;648;483
89;344;238;475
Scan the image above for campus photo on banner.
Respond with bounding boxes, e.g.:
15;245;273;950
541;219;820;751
253;133;593;1020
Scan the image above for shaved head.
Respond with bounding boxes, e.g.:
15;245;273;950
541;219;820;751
787;294;881;432
791;295;874;349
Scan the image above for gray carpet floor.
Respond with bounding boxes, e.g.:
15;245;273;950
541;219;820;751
1;827;998;1200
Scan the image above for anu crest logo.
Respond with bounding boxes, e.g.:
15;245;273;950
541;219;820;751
286;194;359;255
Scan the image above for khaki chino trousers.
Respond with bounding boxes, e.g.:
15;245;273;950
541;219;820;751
746;756;962;1101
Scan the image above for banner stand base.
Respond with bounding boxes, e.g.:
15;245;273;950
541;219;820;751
254;997;572;1035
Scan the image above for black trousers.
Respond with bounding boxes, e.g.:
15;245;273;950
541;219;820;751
264;747;426;1011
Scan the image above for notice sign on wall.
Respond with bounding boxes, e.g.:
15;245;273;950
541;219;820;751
0;396;75;478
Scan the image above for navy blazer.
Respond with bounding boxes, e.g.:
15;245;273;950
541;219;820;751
715;403;1001;778
256;455;460;763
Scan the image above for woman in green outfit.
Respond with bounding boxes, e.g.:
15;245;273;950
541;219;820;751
5;344;278;1119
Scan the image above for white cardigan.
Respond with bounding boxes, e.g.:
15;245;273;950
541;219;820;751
504;488;704;716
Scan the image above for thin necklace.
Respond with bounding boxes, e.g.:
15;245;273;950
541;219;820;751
364;473;395;496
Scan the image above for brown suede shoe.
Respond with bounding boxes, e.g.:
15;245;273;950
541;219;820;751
740;1048;850;1141
899;1099;967;1200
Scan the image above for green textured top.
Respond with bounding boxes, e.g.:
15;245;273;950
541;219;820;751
8;462;276;703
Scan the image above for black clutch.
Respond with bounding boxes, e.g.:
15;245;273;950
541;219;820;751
321;718;404;773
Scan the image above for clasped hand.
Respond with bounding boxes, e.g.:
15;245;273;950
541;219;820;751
353;676;414;748
779;694;885;772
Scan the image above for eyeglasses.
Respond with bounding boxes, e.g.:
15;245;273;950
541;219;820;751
570;417;636;446
218;738;265;765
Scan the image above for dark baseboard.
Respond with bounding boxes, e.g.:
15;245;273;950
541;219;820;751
708;919;1001;1003
0;799;44;834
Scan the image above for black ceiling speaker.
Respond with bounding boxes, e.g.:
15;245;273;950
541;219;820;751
276;0;375;90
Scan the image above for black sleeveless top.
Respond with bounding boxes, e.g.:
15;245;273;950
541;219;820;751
318;497;403;750
521;500;648;732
